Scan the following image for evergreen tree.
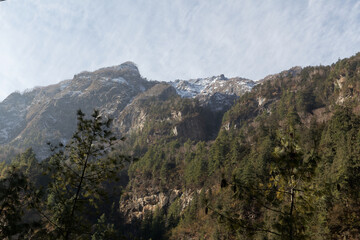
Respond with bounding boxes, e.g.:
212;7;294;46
43;110;127;239
269;127;317;239
0;166;39;239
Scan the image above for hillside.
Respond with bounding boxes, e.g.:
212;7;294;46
1;53;360;239
120;53;360;239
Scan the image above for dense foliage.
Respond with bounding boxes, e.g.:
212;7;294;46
125;53;360;239
0;110;129;239
1;53;360;239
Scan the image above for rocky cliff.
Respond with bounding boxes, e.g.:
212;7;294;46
0;62;156;157
0;62;254;159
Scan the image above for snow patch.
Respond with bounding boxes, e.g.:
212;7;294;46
71;91;82;96
0;129;8;141
112;77;129;85
60;82;70;90
139;85;146;92
112;62;138;72
170;76;255;98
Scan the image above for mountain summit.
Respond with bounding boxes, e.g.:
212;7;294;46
0;62;255;158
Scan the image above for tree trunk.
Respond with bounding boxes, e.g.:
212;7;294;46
289;187;295;240
65;141;93;240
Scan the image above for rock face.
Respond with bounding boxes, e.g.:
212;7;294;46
259;66;302;83
115;83;178;134
121;188;198;222
0;62;156;158
115;82;215;142
0;62;256;158
0;92;33;144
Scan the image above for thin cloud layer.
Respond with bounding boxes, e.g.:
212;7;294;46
0;0;359;100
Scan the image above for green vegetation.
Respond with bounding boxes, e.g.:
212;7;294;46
0;110;128;239
2;53;360;239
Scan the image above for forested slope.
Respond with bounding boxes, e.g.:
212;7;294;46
1;53;360;239
124;53;360;239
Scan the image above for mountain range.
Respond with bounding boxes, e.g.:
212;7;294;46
2;53;360;239
0;61;255;159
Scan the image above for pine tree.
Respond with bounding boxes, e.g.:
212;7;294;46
43;110;128;239
0;166;38;239
269;127;317;239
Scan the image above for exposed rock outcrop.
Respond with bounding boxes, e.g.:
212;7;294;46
120;188;199;222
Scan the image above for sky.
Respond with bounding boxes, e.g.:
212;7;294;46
0;0;359;101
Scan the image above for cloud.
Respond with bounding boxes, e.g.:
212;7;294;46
0;0;359;100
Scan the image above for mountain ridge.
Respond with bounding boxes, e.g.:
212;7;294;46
0;61;255;159
2;53;360;239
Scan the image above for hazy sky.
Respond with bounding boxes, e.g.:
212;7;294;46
0;0;359;101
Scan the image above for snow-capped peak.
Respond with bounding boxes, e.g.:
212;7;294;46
169;75;255;98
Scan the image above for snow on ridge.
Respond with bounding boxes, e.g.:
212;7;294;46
139;85;146;92
60;82;70;90
170;75;255;98
169;76;220;98
112;62;139;72
78;75;91;79
112;77;129;85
